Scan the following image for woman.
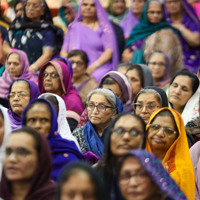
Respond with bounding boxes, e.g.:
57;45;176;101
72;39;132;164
0;105;12;180
147;51;171;88
122;0;175;63
134;86;168;124
3;0;62;72
0;49;38;108
95;112;146;200
0;126;57;200
8;79;40;130
38;60;84;131
57;161;104;200
164;0;200;73
60;0;118;82
21;98;85;181
120;0;146;39
146;107;195;199
167;69;200;125
72;88;123;157
116;149;187;200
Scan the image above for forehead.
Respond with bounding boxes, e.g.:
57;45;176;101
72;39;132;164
152;115;176;127
11;81;29;92
27;103;51;116
102;83;122;94
126;68;140;78
148;3;162;10
69;55;83;61
172;75;192;87
89;93;109;103
137;93;159;103
149;53;166;62
8;53;20;61
120;156;143;172
27;0;42;4
44;64;57;72
82;0;95;4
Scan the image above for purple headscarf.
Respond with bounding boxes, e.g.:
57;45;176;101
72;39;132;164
0;49;38;99
8;79;40;130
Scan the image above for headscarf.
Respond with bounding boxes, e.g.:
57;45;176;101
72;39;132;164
8;79;40;130
0;105;12;181
146;107;195;200
83;90;124;157
38;93;80;149
0;127;57;200
116;149;187;200
126;0;176;48
21;98;85;181
0;49;38;99
38;60;84;122
139;64;155;87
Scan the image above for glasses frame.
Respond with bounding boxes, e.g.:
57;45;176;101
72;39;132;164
86;103;113;112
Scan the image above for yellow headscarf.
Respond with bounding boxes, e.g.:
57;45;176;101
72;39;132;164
146;107;195;200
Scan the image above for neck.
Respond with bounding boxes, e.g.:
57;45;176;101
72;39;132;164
170;11;184;23
72;74;89;85
151;148;166;160
95;124;108;137
82;17;97;24
171;104;184;114
134;13;141;19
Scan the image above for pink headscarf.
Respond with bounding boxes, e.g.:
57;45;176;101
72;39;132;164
0;49;38;99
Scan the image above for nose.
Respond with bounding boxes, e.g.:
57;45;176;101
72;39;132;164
13;94;20;101
92;106;99;113
156;128;165;137
174;86;181;94
122;131;131;140
129;176;138;186
7;152;17;161
141;105;148;113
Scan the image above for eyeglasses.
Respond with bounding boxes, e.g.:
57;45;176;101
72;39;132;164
112;127;143;138
133;103;159;112
148;62;166;67
148;124;177;137
5;147;32;160
147;11;163;15
8;92;30;99
69;61;84;67
86;103;113;112
42;72;60;79
119;171;148;185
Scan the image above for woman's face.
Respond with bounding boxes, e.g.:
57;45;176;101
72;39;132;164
126;69;142;99
7;53;22;77
119;157;158;200
42;65;62;96
87;93;116;129
110;115;145;158
147;3;163;24
168;75;193;111
25;0;44;22
164;0;182;15
60;171;96;200
148;53;167;81
0;112;4;146
148;115;178;155
135;93;160;124
113;0;126;16
15;2;24;18
9;81;30;117
26;103;51;137
132;0;146;17
81;0;96;19
3;132;38;182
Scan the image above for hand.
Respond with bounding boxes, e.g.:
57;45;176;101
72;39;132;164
172;23;184;31
122;48;133;62
86;64;97;76
29;64;37;73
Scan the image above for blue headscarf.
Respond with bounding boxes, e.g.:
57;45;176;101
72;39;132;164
21;98;85;181
83;91;124;157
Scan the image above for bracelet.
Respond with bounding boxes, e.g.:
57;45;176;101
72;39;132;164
94;61;100;68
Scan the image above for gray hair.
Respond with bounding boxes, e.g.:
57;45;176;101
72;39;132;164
86;88;117;111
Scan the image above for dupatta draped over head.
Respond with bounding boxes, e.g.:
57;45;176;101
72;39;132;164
0;49;38;99
146;107;195;200
0;127;57;200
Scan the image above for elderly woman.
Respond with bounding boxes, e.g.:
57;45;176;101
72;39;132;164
146;107;195;199
3;0;61;73
60;0;118;82
116;149;187;200
164;0;200;73
0;126;57;200
38;60;84;131
8;79;40;130
72;88;123;157
0;49;38;108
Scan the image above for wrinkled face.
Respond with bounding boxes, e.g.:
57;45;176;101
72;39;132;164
164;0;182;15
110;115;145;158
25;0;44;22
26;103;51;137
119;157;158;200
7;53;22;77
15;2;24;17
87;94;116;129
9;81;30;117
132;0;146;17
113;0;126;16
147;3;163;24
148;53;167;81
42;65;62;96
126;69;142;99
81;0;96;19
0;112;4;146
168;75;193;111
68;55;87;79
3;132;38;182
148;115;178;155
135;93;161;124
61;171;96;200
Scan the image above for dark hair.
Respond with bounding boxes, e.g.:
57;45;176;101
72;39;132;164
0;109;3;119
57;161;104;200
170;69;199;95
14;0;24;12
67;49;89;67
100;76;118;87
